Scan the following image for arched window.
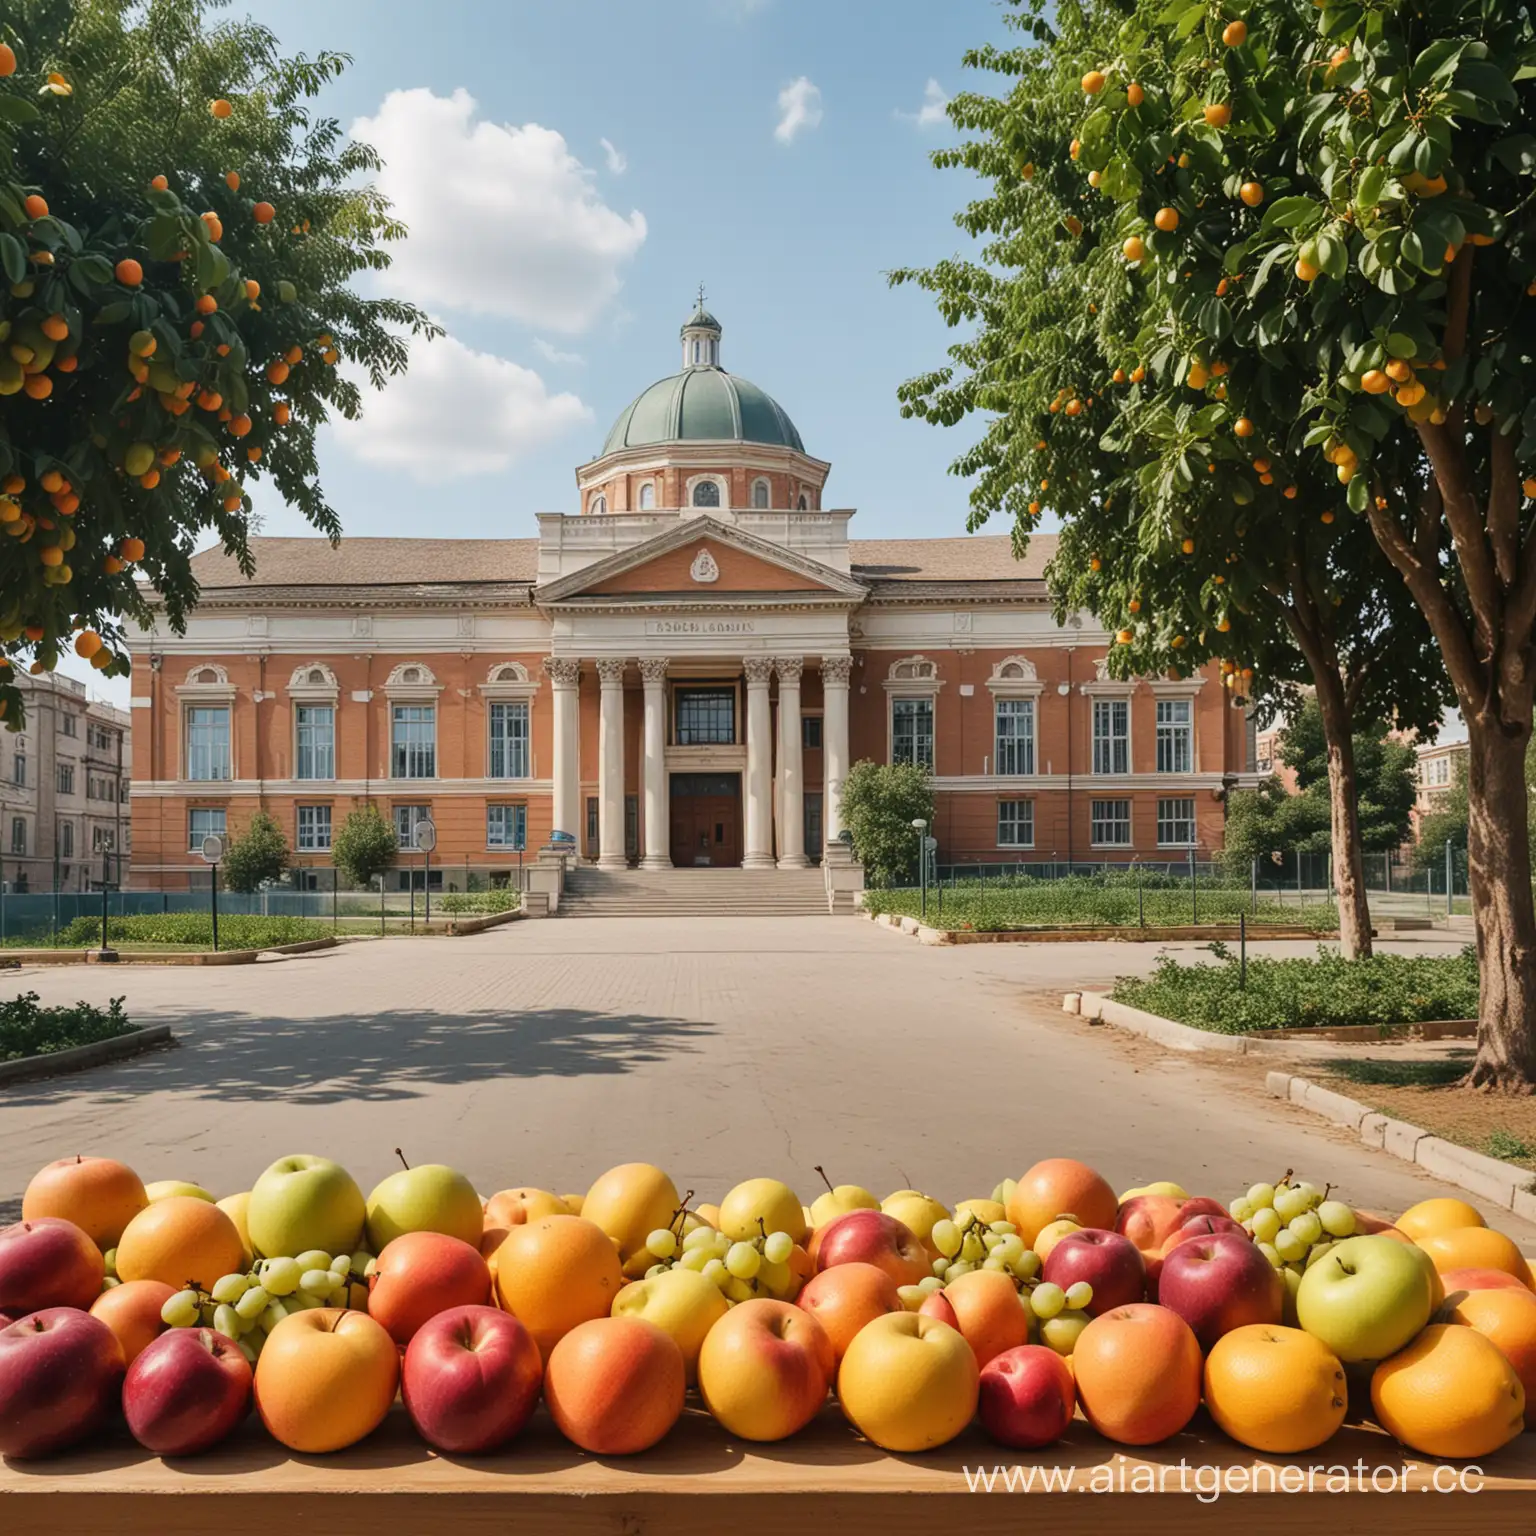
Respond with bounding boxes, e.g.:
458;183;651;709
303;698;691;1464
638;482;655;510
751;478;770;509
692;480;721;508
590;493;607;516
692;340;701;365
797;492;809;511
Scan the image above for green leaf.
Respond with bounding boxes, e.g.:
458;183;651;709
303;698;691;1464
0;97;41;126
93;300;131;325
0;232;23;285
1261;196;1323;232
1385;332;1417;360
1355;165;1385;213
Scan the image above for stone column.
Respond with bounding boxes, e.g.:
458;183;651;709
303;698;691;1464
544;657;581;848
596;657;628;868
821;655;853;843
776;656;807;868
639;658;670;869
742;657;775;868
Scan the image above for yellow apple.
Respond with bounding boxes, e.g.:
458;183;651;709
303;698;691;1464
838;1312;979;1451
882;1190;952;1255
694;1203;720;1229
1034;1217;1082;1263
719;1179;807;1244
560;1193;584;1216
612;1268;729;1383
955;1198;1007;1226
582;1163;680;1264
1118;1181;1189;1203
216;1191;254;1269
145;1180;214;1203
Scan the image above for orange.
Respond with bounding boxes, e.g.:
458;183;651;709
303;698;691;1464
266;359;290;385
23;375;52;400
1007;1159;1117;1247
23;194;48;220
210;98;233;119
1122;235;1146;263
1154;207;1179;232
116;1195;244;1290
255;1310;399;1454
200;212;223;243
74;630;102;659
1417;1226;1533;1289
1240;181;1264;206
1082;71;1106;95
245;279;260;300
119;537;145;562
115;258;143;287
1234;416;1255;437
41;314;69;342
23;1155;148;1248
254;201;276;224
1204;1324;1346;1453
229;413;252;437
225;170;241;191
274;402;292;426
493;1214;625;1359
1451;1288;1536;1404
1222;19;1247;45
1126;82;1144;107
90;1280;175;1367
1372;1324;1524;1458
195;294;218;314
0;43;15;77
150;174;168;191
1204;102;1231;128
1395;1197;1485;1244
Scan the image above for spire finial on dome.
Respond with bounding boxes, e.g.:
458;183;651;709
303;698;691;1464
681;286;721;368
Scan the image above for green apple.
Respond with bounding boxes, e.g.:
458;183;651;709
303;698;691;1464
810;1183;880;1228
1295;1234;1435;1362
248;1154;366;1260
145;1179;215;1203
365;1162;482;1251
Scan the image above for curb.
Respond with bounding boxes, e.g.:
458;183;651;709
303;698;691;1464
0;1024;174;1086
6;937;341;966
876;920;1337;944
1070;990;1350;1057
1264;1070;1536;1222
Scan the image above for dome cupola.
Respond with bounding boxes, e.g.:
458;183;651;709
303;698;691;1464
680;285;722;369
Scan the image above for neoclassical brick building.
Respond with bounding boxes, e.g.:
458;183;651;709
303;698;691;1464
127;304;1258;888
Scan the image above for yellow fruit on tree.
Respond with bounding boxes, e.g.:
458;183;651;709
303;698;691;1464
1122;236;1146;262
1204;102;1232;128
1240;181;1264;207
1082;70;1106;94
1154;207;1179;232
1126;82;1144;107
1222;19;1247;45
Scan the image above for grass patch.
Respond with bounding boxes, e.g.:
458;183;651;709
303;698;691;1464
1110;945;1480;1034
1487;1129;1536;1163
0;992;135;1062
1324;1057;1469;1089
436;890;519;915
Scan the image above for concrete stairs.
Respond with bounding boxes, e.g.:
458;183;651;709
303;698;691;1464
559;865;832;917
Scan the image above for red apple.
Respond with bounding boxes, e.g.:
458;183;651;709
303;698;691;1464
1041;1229;1145;1316
402;1304;544;1454
0;1217;104;1315
810;1210;928;1288
0;1307;125;1458
123;1326;252;1455
1147;1214;1250;1299
978;1344;1076;1449
368;1231;492;1346
1157;1231;1284;1350
919;1289;960;1329
1116;1196;1228;1258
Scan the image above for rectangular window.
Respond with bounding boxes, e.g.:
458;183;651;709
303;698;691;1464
56;763;74;796
487;804;527;849
59;713;77;738
296;805;332;851
59;821;73;859
295;705;336;781
802;714;823;751
188;806;226;852
625;795;639;860
1090;798;1132;846
995;698;1036;776
585;796;599;857
391;704;436;779
393;804;430;848
9;818;23;855
186;705;231;781
1157;796;1197;847
1155;698;1193;774
892;697;935;770
998;799;1034;848
488;701;531;779
13;752;23;787
92;827;111;852
1091;699;1130;775
675;687;736;745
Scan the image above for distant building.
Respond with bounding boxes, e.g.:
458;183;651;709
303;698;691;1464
1412;737;1467;837
1254;724;1298;793
1;673;131;891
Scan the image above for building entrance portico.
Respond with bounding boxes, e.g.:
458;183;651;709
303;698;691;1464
669;772;742;867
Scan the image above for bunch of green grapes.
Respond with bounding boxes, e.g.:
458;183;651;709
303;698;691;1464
642;1222;799;1304
929;1209;1040;1286
159;1250;359;1366
1231;1177;1358;1312
1027;1278;1096;1356
100;1246;120;1293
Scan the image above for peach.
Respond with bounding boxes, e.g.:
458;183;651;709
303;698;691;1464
1417;1227;1535;1289
1073;1303;1203;1445
611;1268;728;1383
1450;1285;1536;1404
698;1299;834;1441
796;1262;903;1362
90;1280;175;1367
254;1309;400;1454
369;1231;491;1346
480;1188;570;1256
493;1215;625;1359
116;1197;244;1291
941;1268;1032;1368
1007;1159;1117;1248
837;1312;979;1452
1440;1267;1532;1297
23;1156;148;1250
544;1316;685;1454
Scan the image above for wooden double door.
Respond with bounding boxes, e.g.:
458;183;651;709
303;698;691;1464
669;772;742;867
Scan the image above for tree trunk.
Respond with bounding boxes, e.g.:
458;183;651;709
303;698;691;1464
1313;678;1372;960
1464;719;1536;1092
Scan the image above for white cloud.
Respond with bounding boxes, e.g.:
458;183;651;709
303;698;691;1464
351;88;646;334
774;77;823;144
899;79;950;128
334;331;591;481
599;137;627;175
534;338;585;366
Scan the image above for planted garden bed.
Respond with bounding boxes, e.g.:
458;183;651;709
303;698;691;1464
0;991;135;1062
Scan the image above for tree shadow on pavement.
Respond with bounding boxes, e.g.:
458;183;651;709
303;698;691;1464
0;1005;713;1109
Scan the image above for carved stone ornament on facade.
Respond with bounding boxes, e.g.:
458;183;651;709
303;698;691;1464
638;657;670;685
596;657;628;686
821;655;854;686
743;656;775;686
690;548;720;584
543;657;581;688
774;656;805;685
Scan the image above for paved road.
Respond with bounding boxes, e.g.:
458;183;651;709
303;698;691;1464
3;919;1523;1240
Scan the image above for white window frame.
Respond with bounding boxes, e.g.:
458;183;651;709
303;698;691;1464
1090;798;1133;847
391;704;436;779
751;477;771;509
384;664;442;781
488;700;531;779
590;492;607;515
294;705;336;782
487;803;528;850
393;804;431;846
891;697;935;770
1091;698;1130;776
9;816;24;855
1157;796;1198;848
480;663;538;779
686;474;727;510
997;799;1034;848
177;665;237;783
637;481;656;510
1155;698;1194;774
296;804;332;851
184;705;232;782
188;806;226;852
883;656;943;771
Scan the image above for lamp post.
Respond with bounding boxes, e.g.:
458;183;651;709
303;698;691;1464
911;818;929;922
200;834;225;953
415;819;437;927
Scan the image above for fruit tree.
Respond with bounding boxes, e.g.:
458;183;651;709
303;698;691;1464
0;1;434;723
894;0;1536;1085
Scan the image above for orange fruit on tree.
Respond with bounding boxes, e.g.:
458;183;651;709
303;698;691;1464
103;556;124;575
23;194;48;219
245;279;260;300
23;374;52;399
222;492;243;512
150;174;169;190
1154;207;1179;232
224;170;241;191
1222;19;1247;45
119;537;145;561
1361;368;1390;394
274;402;292;426
253;201;275;224
267;359;290;385
1126;81;1144;107
1451;1287;1536;1404
0;43;15;77
210;98;233;118
41;314;69;342
195;293;217;314
1417;1226;1533;1288
229;413;252;437
115;258;143;287
39;469;63;493
139;469;160;489
1234;416;1255;437
1122;235;1146;262
1082;70;1106;94
284;344;303;364
1181;537;1196;554
1240;181;1264;207
1372;1324;1524;1459
74;631;103;659
1296;257;1320;281
1204;1324;1345;1453
1204;102;1232;128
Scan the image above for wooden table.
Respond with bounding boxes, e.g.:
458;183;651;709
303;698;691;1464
3;1403;1533;1534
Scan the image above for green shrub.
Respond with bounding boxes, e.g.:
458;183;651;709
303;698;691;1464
220;811;292;893
437;890;519;914
842;761;934;887
333;805;398;888
55;913;330;949
0;992;134;1062
1111;946;1480;1034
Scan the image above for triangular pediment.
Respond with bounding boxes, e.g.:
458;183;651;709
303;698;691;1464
535;517;868;605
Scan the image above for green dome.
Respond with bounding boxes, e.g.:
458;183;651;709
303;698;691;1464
601;367;805;456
